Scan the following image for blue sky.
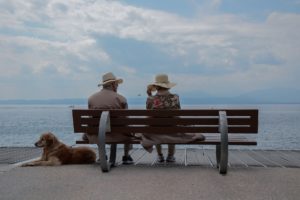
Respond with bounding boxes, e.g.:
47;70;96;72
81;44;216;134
1;0;300;100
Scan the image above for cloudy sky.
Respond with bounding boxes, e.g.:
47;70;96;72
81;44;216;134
1;0;300;100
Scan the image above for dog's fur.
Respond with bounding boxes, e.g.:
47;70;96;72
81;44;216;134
21;132;96;167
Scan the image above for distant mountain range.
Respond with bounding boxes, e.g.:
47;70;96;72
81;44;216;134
0;88;299;105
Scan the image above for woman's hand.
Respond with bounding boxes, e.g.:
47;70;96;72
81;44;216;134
147;86;152;96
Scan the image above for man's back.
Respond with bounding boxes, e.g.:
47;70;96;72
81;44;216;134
88;88;127;109
86;71;134;164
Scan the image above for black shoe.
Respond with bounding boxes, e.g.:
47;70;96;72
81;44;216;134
82;134;89;141
157;155;165;163
122;155;134;165
166;155;176;162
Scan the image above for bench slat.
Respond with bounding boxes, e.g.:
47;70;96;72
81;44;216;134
73;109;258;117
78;117;255;126
76;126;256;135
76;134;257;145
76;140;257;145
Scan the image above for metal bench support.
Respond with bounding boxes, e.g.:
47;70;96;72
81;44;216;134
109;144;117;167
217;111;228;174
98;111;111;172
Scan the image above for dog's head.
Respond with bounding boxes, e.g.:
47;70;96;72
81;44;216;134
35;132;59;148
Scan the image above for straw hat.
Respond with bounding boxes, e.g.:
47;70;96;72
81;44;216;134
98;72;123;87
147;74;176;91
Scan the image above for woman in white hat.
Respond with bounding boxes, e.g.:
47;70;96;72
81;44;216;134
146;74;179;162
142;74;205;163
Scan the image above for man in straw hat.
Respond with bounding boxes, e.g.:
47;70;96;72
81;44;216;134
87;72;134;164
141;74;205;163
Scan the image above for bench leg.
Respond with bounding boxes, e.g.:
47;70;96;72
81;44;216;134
216;144;220;167
109;144;117;167
97;143;109;172
98;111;111;172
218;111;228;175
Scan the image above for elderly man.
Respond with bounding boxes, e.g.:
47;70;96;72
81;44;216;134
86;72;133;165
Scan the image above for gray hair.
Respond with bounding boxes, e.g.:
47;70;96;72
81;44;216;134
103;82;117;91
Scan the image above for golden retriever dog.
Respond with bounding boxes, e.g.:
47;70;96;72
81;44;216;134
21;132;96;167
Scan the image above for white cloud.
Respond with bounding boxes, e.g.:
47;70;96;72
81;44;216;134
0;35;110;77
170;63;290;97
0;0;299;98
119;66;137;75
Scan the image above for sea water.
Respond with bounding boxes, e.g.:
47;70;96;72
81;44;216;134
0;104;299;150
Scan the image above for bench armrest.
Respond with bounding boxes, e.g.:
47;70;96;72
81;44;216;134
98;111;111;172
217;111;228;174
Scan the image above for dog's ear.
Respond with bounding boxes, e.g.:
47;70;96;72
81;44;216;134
45;136;54;147
46;138;53;147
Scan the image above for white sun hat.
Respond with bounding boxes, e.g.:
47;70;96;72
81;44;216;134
98;72;123;87
147;74;176;91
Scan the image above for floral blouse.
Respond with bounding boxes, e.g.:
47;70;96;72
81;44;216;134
146;93;181;110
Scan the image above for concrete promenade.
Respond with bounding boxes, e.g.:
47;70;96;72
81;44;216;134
1;164;300;200
1;148;300;200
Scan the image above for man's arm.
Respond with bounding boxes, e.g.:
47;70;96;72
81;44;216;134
122;101;128;109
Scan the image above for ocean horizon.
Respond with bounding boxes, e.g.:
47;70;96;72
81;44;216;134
1;96;300;105
0;103;299;150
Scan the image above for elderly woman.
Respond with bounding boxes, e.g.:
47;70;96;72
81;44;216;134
142;74;205;163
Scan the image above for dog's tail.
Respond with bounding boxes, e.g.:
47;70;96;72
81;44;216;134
73;147;96;164
83;150;97;164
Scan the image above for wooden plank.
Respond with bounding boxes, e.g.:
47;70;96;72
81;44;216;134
76;140;89;144
111;126;257;134
131;148;149;165
110;109;220;116
227;118;254;125
77;118;99;126
134;149;156;165
78;116;256;126
173;146;186;166
76;134;257;146
73;109;258;117
276;150;300;167
78;139;256;146
111;118;219;126
76;124;258;134
5;147;300;168
255;150;294;167
190;148;211;166
72;109;102;117
226;109;258;116
111;117;255;126
125;147;144;165
246;150;281;167
186;148;199;166
111;126;218;133
233;149;265;167
228;126;258;133
284;150;300;161
203;149;217;167
228;150;248;167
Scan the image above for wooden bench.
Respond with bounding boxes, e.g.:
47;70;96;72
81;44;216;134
72;109;258;174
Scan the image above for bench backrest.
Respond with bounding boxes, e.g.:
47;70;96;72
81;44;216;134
72;109;258;135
